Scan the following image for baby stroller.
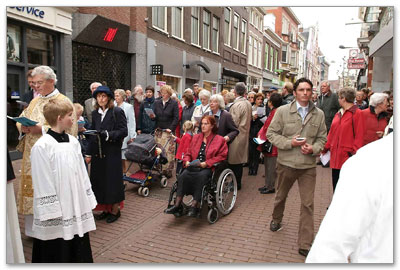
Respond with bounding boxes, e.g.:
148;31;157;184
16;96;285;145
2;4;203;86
123;133;169;197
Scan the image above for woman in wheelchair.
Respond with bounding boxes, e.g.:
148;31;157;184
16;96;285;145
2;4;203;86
164;115;228;217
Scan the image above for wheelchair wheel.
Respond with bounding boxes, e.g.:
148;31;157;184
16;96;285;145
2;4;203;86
207;208;219;224
160;176;168;188
215;168;237;215
142;187;150;197
138;186;143;196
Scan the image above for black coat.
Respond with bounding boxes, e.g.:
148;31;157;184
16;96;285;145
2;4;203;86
215;110;239;143
181;103;195;134
87;106;128;204
153;98;179;133
138;97;156;134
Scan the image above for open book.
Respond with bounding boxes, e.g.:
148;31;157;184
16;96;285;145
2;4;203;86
7;116;38;127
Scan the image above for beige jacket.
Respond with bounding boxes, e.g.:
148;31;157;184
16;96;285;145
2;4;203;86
266;101;327;169
228;96;252;164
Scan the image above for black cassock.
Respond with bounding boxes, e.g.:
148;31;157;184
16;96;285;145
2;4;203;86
87;106;127;205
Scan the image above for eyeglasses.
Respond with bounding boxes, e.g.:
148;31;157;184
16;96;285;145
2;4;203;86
32;81;45;86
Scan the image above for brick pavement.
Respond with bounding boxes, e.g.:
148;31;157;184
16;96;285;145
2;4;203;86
11;159;333;263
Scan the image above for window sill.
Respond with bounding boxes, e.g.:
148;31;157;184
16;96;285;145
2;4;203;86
191;43;201;49
152;26;169;36
212;51;220;56
171;35;186;43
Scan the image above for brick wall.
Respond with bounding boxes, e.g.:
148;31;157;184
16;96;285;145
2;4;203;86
77;7;130;26
130;7;147;33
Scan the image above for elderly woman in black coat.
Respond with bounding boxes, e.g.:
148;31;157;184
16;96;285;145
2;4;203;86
153;85;179;178
85;86;128;223
208;94;239;143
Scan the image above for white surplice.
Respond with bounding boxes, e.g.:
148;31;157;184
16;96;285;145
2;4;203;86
30;134;97;241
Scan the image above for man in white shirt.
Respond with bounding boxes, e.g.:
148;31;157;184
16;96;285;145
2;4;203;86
306;133;393;263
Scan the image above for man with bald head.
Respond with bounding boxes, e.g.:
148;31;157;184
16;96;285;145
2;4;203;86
84;82;102;125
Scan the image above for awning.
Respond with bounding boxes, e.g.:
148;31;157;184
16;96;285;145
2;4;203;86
184;60;211;73
222;67;247;80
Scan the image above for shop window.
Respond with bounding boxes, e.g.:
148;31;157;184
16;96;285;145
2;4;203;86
26;28;55;66
156;74;181;94
7;24;21;62
203;81;217;92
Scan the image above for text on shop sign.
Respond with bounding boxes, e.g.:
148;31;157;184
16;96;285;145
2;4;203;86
9;7;45;18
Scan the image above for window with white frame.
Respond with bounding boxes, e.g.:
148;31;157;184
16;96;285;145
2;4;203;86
203;10;211;50
249;9;253;25
191;7;200;45
282;16;289;35
282;44;288;62
290;50;297;67
233;14;239;50
254;13;258;28
264;43;269;70
224;8;231;46
253;38;258;67
240;20;247;53
172;7;183;39
291;28;297;43
274;48;278;72
212;16;219;53
259;17;263;31
269;46;274;71
248;35;253;65
258;40;262;68
152;7;167;31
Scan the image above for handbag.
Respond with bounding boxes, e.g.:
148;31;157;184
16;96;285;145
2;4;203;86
261;141;273;153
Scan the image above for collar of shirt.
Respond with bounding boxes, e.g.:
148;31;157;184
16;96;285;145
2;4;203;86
296;101;309;120
39;88;59;98
98;107;109;122
162;98;170;106
209;109;221;118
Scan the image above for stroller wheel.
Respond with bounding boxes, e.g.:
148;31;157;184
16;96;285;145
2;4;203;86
160;176;168;188
138;187;143;196
142;187;150;197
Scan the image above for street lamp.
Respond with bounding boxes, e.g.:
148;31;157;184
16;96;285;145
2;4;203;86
339;45;358;49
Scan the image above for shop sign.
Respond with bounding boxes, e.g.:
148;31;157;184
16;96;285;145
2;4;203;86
151;65;163;75
347;63;365;69
9;7;45;19
348;58;364;64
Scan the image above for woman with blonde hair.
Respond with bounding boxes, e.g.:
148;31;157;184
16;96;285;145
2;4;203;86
153;85;179;178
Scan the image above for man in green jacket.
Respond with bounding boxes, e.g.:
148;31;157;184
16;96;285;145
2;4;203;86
266;77;327;257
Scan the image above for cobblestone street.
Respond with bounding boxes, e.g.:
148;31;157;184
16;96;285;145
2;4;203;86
12;159;332;263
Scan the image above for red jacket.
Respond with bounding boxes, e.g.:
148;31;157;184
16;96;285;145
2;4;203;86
257;108;278;157
175;132;193;160
324;105;365;169
360;107;388;146
183;133;228;169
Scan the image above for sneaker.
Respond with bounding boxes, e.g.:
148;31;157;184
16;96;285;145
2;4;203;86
298;249;309;257
270;220;282;232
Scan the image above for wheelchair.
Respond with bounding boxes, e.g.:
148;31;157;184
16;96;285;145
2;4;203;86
166;161;238;224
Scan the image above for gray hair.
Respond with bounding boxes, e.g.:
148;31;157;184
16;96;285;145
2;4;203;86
321;80;330;87
210;94;225;110
248;91;256;97
114;89;126;100
198;89;211;100
234;82;247;96
32;65;57;85
338;87;356;103
134;85;143;93
90;82;102;91
369;93;388;107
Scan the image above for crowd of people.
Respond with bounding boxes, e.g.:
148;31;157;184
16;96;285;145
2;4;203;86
8;64;393;263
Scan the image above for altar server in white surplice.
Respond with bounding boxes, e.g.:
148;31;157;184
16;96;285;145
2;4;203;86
30;99;97;263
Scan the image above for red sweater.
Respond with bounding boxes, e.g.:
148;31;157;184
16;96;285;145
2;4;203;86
175;132;193;160
183;133;228;169
360;107;388;146
324;105;365;169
